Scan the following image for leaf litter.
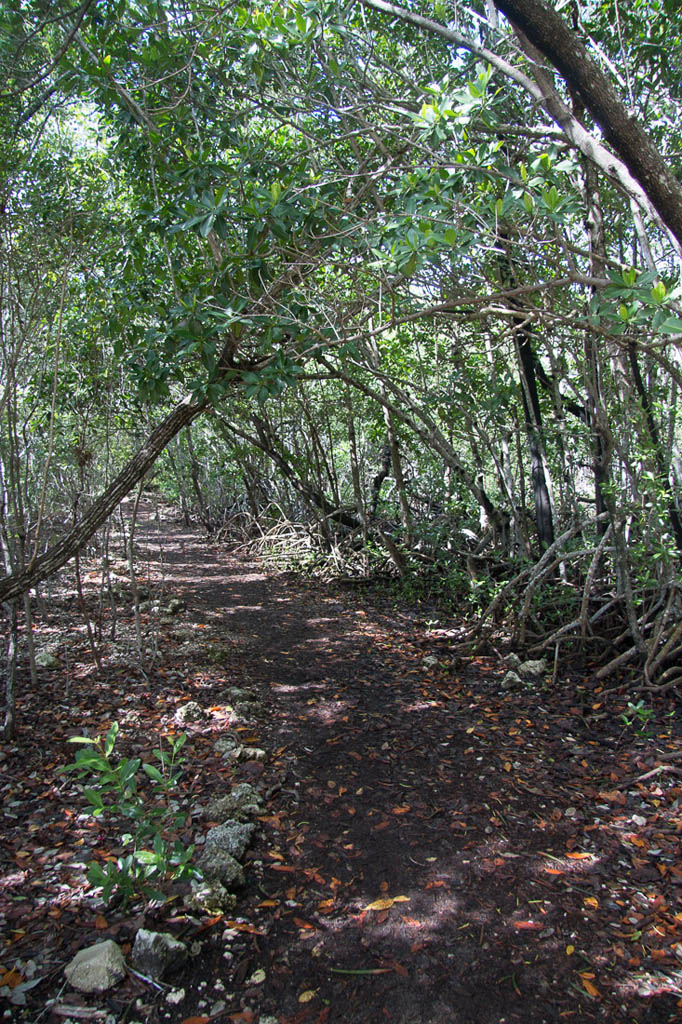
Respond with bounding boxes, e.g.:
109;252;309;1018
1;503;682;1022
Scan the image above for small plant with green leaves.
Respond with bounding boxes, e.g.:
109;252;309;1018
619;699;656;737
62;722;199;907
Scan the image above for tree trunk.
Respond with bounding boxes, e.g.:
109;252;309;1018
2;601;18;739
494;0;682;248
344;390;368;545
370;442;392;517
0;394;207;604
185;424;211;532
516;330;555;551
627;342;682;554
383;405;412;544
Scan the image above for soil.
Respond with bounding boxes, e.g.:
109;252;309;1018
1;502;681;1024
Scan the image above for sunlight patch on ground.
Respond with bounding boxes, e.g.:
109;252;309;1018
531;851;603;877
271;682;327;695
304;699;350;725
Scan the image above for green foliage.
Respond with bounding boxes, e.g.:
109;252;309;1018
61;723;198;907
619;700;656;738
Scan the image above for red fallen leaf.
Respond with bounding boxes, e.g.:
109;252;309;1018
95;914;108;929
373;821;391;831
392;805;411;815
566;852;592;860
181;1017;211;1024
293;917;316;930
317;1009;331;1023
512;920;542;930
270;864;297;872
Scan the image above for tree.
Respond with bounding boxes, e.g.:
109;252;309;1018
1;0;681;695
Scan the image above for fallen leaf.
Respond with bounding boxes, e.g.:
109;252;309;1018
580;977;601;998
0;969;23;989
365;895;410;911
299;989;317;1003
221;921;264;935
365;898;395;911
294;917;316;930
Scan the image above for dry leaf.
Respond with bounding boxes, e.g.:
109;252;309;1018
581;977;601;998
298;990;317;1003
365;895;410;911
366;897;395;911
293;917;316;930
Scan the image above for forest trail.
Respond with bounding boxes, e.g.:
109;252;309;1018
2;505;680;1024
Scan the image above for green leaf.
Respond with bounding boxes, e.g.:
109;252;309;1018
523;192;534;213
651;281;666;303
543;186;560;212
143;764;164;783
104;722;119;757
659;316;682;334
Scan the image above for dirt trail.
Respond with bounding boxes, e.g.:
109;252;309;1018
128;508;678;1024
2;505;679;1023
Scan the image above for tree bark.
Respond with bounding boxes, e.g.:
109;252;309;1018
494;0;682;247
0;394;207;603
627;342;682;554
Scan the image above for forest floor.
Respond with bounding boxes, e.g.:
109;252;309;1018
2;502;682;1024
